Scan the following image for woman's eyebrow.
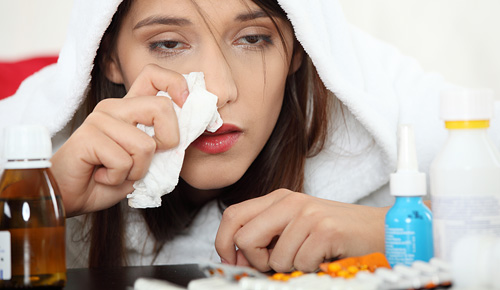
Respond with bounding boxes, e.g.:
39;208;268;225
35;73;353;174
134;16;192;30
235;10;268;22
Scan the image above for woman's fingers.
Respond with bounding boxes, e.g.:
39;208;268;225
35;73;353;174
231;192;307;272
126;64;189;107
94;95;180;152
234;250;251;267
86;110;163;180
292;227;336;272
98;65;188;151
216;190;387;273
230;191;331;272
76;179;135;216
52;125;134;215
267;213;316;272
51;65;191;216
87;130;133;186
125;65;187;151
215;189;290;266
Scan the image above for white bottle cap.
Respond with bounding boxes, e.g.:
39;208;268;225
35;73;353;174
2;125;52;169
440;88;494;121
390;124;426;196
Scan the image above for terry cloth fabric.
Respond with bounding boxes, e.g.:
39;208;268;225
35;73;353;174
129;72;222;208
2;0;500;267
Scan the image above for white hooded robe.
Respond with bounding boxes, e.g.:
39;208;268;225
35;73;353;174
0;0;499;267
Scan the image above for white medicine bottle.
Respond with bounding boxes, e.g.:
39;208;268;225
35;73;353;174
430;88;500;262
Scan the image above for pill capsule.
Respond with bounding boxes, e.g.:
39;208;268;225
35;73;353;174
393;264;420;278
375;267;402;283
412;260;438;274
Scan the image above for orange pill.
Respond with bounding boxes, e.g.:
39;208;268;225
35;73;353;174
336;270;349;278
347;265;359;274
271;273;286;280
327;262;342;273
290;271;304;278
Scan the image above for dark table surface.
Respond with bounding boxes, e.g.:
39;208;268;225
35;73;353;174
64;264;206;290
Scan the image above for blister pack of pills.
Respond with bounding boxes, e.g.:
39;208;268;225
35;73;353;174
188;256;452;290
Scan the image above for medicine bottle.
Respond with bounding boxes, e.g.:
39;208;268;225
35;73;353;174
430;89;500;262
0;125;66;288
385;124;433;267
451;235;500;289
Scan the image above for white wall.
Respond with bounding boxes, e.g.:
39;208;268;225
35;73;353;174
339;0;500;97
0;0;73;60
1;0;499;96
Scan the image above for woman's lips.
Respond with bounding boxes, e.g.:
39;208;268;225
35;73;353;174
192;124;242;154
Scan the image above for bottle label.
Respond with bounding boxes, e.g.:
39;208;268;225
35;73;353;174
385;222;434;267
0;231;11;280
385;227;417;266
432;195;500;261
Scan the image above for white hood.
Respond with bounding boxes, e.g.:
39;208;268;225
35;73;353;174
3;0;488;204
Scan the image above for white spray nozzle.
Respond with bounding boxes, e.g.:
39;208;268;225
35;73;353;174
397;125;418;172
390;124;426;196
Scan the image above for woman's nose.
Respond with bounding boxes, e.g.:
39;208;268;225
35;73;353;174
200;49;238;109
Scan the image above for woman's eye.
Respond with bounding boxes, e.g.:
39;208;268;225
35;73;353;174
149;40;187;54
244;35;262;44
237;34;273;47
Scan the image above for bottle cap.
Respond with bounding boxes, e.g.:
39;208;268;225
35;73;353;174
440;88;494;121
2;125;52;169
390;124;426;196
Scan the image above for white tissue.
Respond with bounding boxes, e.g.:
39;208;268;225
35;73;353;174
128;72;223;208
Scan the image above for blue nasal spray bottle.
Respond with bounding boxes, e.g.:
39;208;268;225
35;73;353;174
385;124;433;267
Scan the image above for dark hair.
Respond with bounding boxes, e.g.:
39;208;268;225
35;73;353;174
84;0;336;267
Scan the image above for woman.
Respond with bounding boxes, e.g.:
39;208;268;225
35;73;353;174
2;0;492;273
57;0;340;272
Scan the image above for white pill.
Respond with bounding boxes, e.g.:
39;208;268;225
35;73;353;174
411;260;438;274
375;268;402;283
393;264;420;277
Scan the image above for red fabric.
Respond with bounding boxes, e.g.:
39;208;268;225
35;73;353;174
0;56;58;100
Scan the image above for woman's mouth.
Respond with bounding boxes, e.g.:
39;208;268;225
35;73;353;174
192;124;242;154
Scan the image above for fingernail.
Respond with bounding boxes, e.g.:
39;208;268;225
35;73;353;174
181;90;189;102
220;258;229;264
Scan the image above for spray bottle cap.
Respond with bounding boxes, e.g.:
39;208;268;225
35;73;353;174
390;124;426;196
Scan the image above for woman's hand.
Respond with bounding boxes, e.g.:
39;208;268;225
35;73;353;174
51;64;188;217
215;189;388;273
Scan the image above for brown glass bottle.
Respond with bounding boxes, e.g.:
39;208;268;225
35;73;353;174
0;125;66;288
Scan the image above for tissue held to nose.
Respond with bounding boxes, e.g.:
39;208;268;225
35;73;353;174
127;72;223;208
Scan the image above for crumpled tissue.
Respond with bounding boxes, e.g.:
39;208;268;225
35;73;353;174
127;72;222;208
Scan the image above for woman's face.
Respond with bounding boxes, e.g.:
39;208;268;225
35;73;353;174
109;0;297;193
